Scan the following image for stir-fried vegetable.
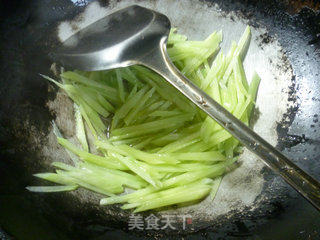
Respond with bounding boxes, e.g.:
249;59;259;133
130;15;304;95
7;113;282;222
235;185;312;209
27;26;260;212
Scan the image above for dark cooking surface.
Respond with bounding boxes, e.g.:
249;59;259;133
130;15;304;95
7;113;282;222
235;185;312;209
0;0;320;239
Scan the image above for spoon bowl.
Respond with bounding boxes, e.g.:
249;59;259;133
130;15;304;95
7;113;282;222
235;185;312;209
53;5;170;71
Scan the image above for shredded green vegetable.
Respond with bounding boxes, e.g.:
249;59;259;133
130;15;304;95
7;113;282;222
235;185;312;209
28;26;260;212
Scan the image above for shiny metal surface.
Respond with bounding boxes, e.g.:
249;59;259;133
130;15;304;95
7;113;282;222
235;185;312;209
52;5;320;211
53;5;170;71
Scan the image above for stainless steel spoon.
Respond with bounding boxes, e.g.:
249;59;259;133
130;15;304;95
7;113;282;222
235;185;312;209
52;5;320;210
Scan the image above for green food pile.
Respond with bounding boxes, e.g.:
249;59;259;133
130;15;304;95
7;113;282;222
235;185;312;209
27;26;260;212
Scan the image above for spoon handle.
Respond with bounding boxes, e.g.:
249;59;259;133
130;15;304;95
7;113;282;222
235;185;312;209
140;37;320;211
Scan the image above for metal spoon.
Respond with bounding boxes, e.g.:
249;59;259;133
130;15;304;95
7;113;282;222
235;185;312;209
52;5;320;210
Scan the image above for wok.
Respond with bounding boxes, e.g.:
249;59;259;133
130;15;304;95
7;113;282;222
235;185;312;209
0;0;320;239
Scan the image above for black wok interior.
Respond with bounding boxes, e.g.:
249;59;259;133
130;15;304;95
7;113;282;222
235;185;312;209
0;0;320;239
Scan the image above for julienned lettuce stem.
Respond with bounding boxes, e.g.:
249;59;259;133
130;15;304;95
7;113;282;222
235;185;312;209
28;26;260;212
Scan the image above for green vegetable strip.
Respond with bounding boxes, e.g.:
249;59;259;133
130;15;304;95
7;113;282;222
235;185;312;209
61;71;118;102
72;85;110;117
170;151;226;161
78;98;107;136
100;163;227;206
158;131;200;153
33;173;76;185
118;162;228;204
133;184;211;212
202;52;223;90
233;97;251;119
79;162;146;189
110;113;194;140
78;104;97;138
151;163;210;173
178;140;216;153
121;67;144;87
78;151;128;170
117;145;179;164
96;94;115;113
39;74;64;88
209;176;222;200
58;168;124;193
110;136;149;146
88;71;101;82
75;104;89;152
132;138;153;150
219;44;238;88
112;86;149;129
124;87;155;125
131;129;179;148
233;55;249;91
120;180;212;210
157;101;172;111
182;32;222;75
178;163;212;171
209;129;232;145
115;69;126;102
134;100;164;119
126;84;138;100
100;187;155;205
159;162;228;188
110;153;161;188
200;117;215;143
236;26;251;61
26;185;78;192
52;162;77;171
133;66;195;113
56;170;116;196
57;137;81;156
221;85;233;112
227;76;238;113
80;162;141;183
152;132;182;146
57;138;127;170
52;121;79;165
96;141;177;164
233;58;249;99
223;138;239;159
148;110;182;117
247;71;261;117
167;28;187;44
